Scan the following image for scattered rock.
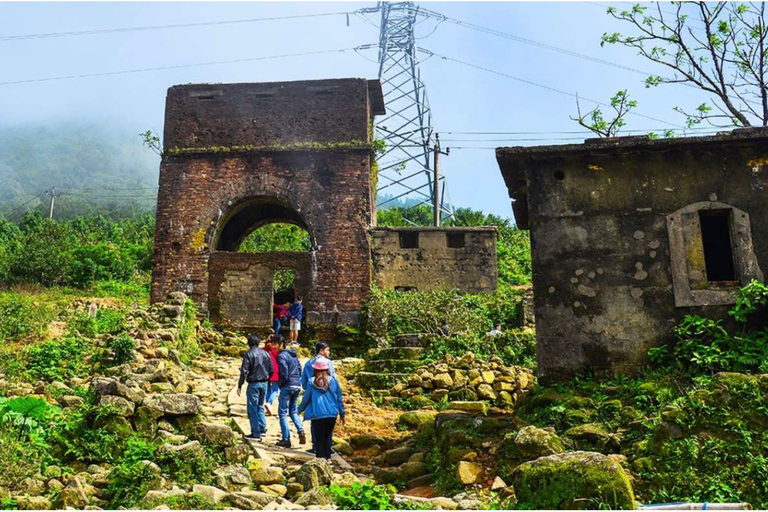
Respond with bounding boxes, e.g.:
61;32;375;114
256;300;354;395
58;477;89;509
514;426;565;458
260;484;288;497
511;451;635;510
97;395;135;417
191;485;227;505
295;488;332;507
384;446;414;465
250;466;285;486
455;461;484;485
296;459;333;491
397;410;436;429
143;393;202;416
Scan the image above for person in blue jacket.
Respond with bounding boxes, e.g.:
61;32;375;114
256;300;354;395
275;337;306;448
297;357;345;460
301;342;336;389
288;297;304;344
301;342;336;454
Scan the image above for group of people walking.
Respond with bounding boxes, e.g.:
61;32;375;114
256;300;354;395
236;336;345;460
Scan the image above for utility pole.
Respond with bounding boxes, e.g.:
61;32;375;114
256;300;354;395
45;187;61;219
432;133;449;226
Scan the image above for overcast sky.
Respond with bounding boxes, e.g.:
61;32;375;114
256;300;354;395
0;1;722;218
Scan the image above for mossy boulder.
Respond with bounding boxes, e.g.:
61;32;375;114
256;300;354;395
398;410;436;430
514;426;565;458
511;451;636;510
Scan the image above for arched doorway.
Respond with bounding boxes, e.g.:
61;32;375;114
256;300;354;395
208;197;315;328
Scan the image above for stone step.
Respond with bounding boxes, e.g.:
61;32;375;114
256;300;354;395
393;333;428;347
355;372;411;390
365;359;422;373
371;347;424;361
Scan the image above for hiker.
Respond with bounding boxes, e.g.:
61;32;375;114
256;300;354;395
301;342;336;455
301;342;336;389
236;334;273;441
275;336;307;448
488;323;503;337
273;303;289;335
297;358;345;459
263;335;281;416
439;319;450;337
288;297;304;344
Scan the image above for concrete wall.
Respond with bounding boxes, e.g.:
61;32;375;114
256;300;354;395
152;79;382;326
497;129;768;380
371;227;498;294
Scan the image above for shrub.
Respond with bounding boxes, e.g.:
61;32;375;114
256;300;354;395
109;334;136;364
50;398;125;463
0;294;55;343
328;481;431;510
655;282;768;374
26;336;92;381
362;287;524;340
421;330;536;367
104;437;159;508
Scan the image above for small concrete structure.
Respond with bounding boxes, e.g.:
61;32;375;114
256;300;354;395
497;129;768;379
370;227;498;294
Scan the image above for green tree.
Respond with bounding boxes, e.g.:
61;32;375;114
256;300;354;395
571;90;638;137
603;2;768;127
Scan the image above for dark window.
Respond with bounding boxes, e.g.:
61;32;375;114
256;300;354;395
447;232;466;248
699;210;737;283
399;232;419;249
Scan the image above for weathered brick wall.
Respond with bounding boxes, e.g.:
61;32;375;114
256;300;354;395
151;79;382;326
370;227;498;294
497;129;768;379
208;252;312;328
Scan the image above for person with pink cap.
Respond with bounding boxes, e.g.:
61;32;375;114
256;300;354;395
297;356;346;460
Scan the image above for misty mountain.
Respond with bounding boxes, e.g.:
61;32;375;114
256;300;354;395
0;121;160;219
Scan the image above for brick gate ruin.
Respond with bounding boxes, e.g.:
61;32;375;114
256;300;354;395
151;78;385;327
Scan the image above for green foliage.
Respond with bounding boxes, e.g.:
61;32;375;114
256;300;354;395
362;286;525;341
571;90;638;138
0;425;45;488
729;279;768;323
104;436;158;507
653;281;768;374
0;294;55;343
421;330;536;368
50;398;125;463
27;336;93;381
68;308;127;338
328;481;432;510
238;222;311;253
141;494;221;510
109;333;136;364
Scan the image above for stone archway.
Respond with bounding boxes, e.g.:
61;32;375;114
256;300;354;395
208;197;315;327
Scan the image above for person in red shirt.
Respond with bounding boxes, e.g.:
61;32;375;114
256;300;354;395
263;335;281;416
273;303;289;336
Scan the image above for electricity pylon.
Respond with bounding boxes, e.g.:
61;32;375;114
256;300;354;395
360;1;453;224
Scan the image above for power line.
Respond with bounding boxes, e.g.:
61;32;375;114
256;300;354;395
442;127;718;135
0;47;370;86
417;47;686;129
0;11;351;41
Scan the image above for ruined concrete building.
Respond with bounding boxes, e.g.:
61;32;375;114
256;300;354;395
497;129;768;379
151;78;497;329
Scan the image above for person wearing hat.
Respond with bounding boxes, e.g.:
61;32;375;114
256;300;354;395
301;342;337;455
297;357;346;460
237;334;274;441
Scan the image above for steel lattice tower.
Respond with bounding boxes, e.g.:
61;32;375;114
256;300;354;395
365;1;452;223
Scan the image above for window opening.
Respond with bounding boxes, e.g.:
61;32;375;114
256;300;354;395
399;232;419;249
447;232;466;248
273;269;296;305
699;210;737;283
239;223;311;253
395;286;417;292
